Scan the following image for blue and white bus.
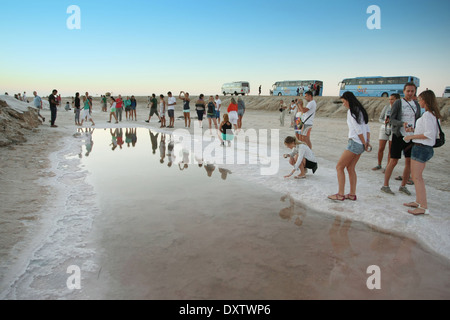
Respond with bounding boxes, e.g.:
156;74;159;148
339;76;420;97
271;80;323;96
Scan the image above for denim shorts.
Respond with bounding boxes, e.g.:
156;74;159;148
411;144;434;163
346;139;365;155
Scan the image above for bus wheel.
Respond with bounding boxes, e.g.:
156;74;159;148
278;93;282;96
381;92;388;98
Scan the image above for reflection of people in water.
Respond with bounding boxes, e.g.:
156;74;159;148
195;154;203;168
130;128;137;147
116;128;124;149
149;130;159;154
178;148;190;171
327;216;359;294
84;128;94;157
125;128;132;147
167;137;175;167
204;162;215;177
159;134;166;164
218;168;232;180
279;194;306;227
110;129;118;151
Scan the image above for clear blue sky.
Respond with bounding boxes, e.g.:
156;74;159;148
1;0;449;96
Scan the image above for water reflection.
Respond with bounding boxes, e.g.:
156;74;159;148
279;194;307;227
77;127;233;180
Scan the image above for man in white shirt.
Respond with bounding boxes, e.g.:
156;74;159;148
381;82;421;196
298;91;316;149
214;95;221;121
167;91;176;128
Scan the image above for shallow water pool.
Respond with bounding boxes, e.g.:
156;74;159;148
71;127;450;300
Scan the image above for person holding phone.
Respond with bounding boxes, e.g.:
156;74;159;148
372;94;400;171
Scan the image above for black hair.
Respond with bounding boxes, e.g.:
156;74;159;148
340;91;369;125
391;93;401;100
75;92;79;98
305;91;313;96
152;94;156;98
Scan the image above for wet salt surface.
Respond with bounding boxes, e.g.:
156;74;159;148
78;128;449;299
1;127;449;300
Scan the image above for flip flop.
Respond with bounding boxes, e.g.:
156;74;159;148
395;176;403;181
328;194;345;201
403;202;419;208
294;175;306;179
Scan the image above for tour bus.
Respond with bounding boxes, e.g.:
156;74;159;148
271;80;323;96
443;86;450;98
339;76;420;97
221;81;250;96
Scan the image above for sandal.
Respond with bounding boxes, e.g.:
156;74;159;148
408;205;430;216
372;165;382;171
403;202;419;208
328;194;345;201
345;194;357;201
295;175;306;180
395;176;403;181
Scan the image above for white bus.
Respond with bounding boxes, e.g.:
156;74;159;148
221;81;250;96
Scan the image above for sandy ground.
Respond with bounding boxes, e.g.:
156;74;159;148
0;97;449;299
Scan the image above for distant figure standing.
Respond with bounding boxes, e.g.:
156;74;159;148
179;91;191;128
145;94;160;123
296;87;300;96
259;85;262;96
294;100;304;141
214;95;222;121
289;100;297;128
101;95;108;112
299;86;304;97
130;95;137;121
227;97;239;131
328;92;371;201
33;91;45;123
298;91;316;149
237;96;246;129
159;94;167;128
115;95;123;122
195;94;206;128
279;99;288;126
167;91;176;128
80;93;95;126
74;92;81;125
124;96;131;120
23;92;27;102
48;89;59;128
107;96;119;124
372;94;400;171
207;96;218;134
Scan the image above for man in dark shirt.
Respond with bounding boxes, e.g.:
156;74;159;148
49;89;59;127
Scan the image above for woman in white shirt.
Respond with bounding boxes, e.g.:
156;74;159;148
328;92;371;201
403;90;441;216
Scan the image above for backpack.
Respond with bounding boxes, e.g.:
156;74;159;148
434;119;445;148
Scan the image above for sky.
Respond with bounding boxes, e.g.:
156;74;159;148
1;0;450;97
